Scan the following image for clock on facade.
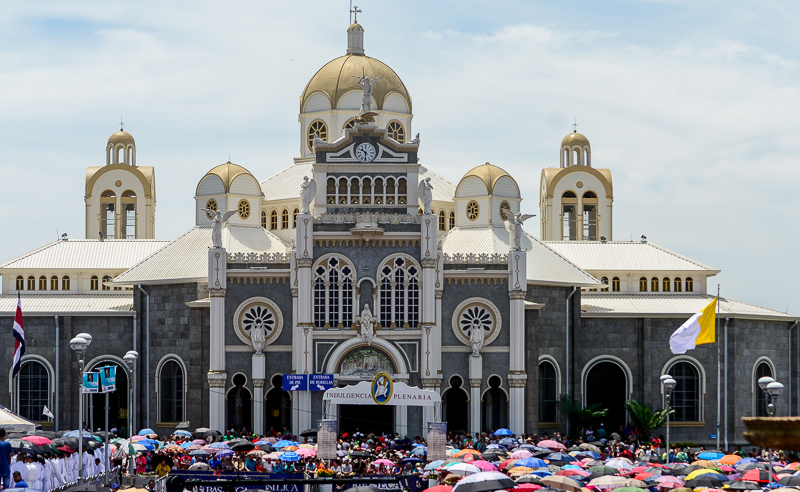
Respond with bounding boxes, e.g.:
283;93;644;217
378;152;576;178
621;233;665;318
355;142;376;162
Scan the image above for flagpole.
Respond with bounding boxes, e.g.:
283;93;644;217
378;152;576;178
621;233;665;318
716;285;721;451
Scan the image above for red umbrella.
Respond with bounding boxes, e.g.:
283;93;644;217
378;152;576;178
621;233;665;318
499;459;519;470
22;436;53;446
634;473;654;481
739;469;779;483
428;486;454;492
56;445;74;453
515;485;542;490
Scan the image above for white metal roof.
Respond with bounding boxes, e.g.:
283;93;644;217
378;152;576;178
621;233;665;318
112;225;289;285
419;166;456;202
0;294;133;315
0;239;170;271
581;294;797;321
440;226;600;287
260;160;314;201
543;241;719;273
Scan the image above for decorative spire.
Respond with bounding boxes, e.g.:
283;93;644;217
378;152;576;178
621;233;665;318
347;11;365;55
573;118;578;133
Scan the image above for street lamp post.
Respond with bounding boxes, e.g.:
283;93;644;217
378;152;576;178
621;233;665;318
123;350;138;476
758;376;784;489
661;375;677;465
69;332;92;484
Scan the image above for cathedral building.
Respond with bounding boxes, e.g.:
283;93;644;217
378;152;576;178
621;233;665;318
0;22;796;448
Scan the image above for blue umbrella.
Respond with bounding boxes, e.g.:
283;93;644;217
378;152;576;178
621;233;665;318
189;450;209;457
412;443;426;447
279;452;301;462
514;458;548;468
63;430;94;438
736;458;758;465
410;447;427;456
519;444;535;450
274;440;299;449
402;457;423;465
494;428;513;437
215;449;234;458
138;428;156;436
499;438;517;446
208;442;230;449
698;452;725;460
546;452;575;462
138;441;155;450
576;451;601;459
529;470;552;477
180;442;193;449
425;460;445;471
487;444;507;450
174;430;193;438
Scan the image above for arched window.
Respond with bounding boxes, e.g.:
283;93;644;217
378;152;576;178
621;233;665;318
27;276;35;291
90;275;99;291
386;178;396;205
539;361;558;422
612;277;620;292
500;200;511;221
438;210;446;231
16;360;49;422
307;120;327;151
343;118;356;130
62;276;71;291
281;209;289;229
15;276;23;291
270;210;278;230
639;277;647;292
378;256;420;329
121;190;137;239
663;277;671;292
100;190;116;239
226;373;252;430
374;178;384;204
362;178;372;204
674;277;682;292
349;178;360;204
600;276;609;292
449;211;456;229
101;275;112;291
265;374;292;433
442;375;469;433
398;178;407;205
562;191;578;241
326;177;336;204
338;178;348;204
293;208;299;228
685;277;694;292
667;361;700;421
582;191;598;241
651;277;659;292
159;359;185;423
50;276;59;291
482;375;508;430
39;276;47;291
313;256;355;329
387;120;405;142
754;361;773;417
261;210;267;229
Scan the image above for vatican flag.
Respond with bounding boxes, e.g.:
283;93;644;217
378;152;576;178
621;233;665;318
669;297;717;354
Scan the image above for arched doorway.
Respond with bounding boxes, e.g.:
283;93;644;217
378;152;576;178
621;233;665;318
481;375;508;432
585;361;627;433
265;374;292;435
226;373;253;432
86;363;129;433
443;375;469;434
335;346;396;434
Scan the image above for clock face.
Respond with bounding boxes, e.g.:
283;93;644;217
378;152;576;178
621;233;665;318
355;142;377;163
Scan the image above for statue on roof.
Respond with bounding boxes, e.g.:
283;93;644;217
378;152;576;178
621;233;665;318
300;176;317;214
201;209;237;249
418;177;434;215
504;212;536;251
353;67;382;114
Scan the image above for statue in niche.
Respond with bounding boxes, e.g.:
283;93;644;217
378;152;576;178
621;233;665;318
357;304;375;346
469;316;485;357
418;177;433;215
251;318;267;355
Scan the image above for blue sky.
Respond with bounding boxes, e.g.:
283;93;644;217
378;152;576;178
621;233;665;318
0;1;798;313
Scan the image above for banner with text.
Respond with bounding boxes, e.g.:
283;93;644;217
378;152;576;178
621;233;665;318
427;422;447;461
323;380;440;406
282;374;308;391
82;372;99;394
317;419;337;460
99;366;117;393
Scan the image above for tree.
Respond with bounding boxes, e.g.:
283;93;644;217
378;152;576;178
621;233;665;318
556;395;608;438
624;399;673;439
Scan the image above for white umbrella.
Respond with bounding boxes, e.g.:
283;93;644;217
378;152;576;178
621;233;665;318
453;471;518;492
606;459;633;470
448;463;481;476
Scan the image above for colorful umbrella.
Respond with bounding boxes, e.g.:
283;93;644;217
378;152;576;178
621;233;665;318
472;460;499;472
274;440;299;448
22;436;52;446
494;428;513;436
215;449;234;458
455;449;483;458
174;430;193;438
538;440;566;450
540;475;583;492
589;475;629;490
511;451;534;459
138;428;156;436
279;451;301;462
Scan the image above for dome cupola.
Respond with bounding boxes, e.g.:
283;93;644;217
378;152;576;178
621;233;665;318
107;128;136;166
560;131;591;167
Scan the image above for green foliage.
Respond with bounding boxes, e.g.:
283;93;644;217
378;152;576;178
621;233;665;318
556;395;608;437
624;399;674;439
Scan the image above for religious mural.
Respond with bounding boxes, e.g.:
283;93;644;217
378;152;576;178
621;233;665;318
338;348;395;377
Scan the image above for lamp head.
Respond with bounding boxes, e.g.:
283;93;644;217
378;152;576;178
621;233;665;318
767;381;784;397
758;376;775;391
660;374;672;383
125;350;139;359
69;336;88;352
123;352;137;368
663;378;677;392
76;333;93;347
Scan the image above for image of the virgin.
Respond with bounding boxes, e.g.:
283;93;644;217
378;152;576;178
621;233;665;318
374;376;390;402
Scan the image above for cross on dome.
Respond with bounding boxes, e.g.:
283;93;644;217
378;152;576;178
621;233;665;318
120;117;124;131
573;118;578;133
350;4;362;23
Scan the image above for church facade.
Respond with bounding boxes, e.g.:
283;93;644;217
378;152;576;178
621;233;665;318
1;22;797;448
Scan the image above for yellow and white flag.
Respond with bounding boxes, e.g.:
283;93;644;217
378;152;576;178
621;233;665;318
669;297;717;354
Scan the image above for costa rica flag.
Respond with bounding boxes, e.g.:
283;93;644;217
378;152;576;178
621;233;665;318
12;293;24;378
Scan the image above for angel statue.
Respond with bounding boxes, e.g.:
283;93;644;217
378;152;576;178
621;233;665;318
504;211;536;251
251;319;267;355
352;67;382;114
418;177;433;215
357;304;375;346
470;318;485;357
300;176;317;214
201;208;237;249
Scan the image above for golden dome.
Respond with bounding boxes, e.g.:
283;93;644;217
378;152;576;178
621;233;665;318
561;132;590;148
108;130;135;147
300;54;411;113
348;22;364;32
199;162;259;194
459;163;516;196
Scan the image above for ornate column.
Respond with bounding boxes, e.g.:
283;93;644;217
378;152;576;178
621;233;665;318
293;213;315;433
420;213;443;435
252;353;265;435
508;249;528;434
469;356;482;437
395;377;408;437
421;378;439;438
208;247;227;431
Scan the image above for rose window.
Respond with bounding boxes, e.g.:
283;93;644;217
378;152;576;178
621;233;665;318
242;305;275;339
460;305;493;338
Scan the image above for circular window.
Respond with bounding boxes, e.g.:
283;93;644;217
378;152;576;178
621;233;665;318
205;199;218;219
500;200;511;221
238;199;250;219
387;120;405;142
343;119;356;130
466;200;480;221
576;181;584;189
233;297;284;348
307;120;328;151
451;298;502;347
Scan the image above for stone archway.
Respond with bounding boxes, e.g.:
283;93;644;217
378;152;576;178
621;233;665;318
585;361;627;433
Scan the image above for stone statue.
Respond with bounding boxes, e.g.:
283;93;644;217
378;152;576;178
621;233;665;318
251;319;267;355
353;68;382;114
470;319;485;357
300;176;317;214
358;304;375;346
409;133;420;145
418;177;433;215
504;212;536;251
200;209;237;249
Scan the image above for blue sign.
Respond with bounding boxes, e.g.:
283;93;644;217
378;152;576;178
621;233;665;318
709;434;718;439
282;374;308;391
82;372;99;394
309;374;334;391
99;366;117;393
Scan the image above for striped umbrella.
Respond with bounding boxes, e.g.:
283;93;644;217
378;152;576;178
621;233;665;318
589;475;629;490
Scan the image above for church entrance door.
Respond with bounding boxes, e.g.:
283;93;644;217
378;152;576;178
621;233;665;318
339;404;394;435
585;361;627;433
88;364;128;433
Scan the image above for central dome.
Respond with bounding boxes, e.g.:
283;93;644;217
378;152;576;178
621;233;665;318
301;54;411;113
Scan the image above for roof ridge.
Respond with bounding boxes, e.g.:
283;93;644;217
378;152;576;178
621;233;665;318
0;240;61;269
645;241;717;271
525;231;599;284
112;227;197;281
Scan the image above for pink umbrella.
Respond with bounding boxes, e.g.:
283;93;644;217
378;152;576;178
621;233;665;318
131;436;146;442
374;459;395;467
187;445;202;451
511;450;533;459
22;436;53;446
537;440;566;450
471;460;498;472
192;439;206;445
296;448;317;457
